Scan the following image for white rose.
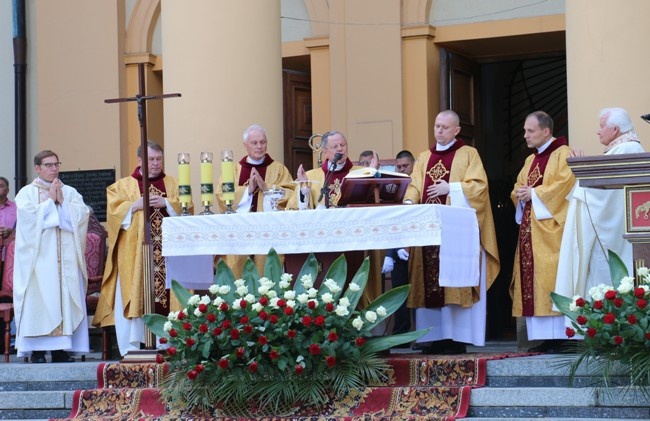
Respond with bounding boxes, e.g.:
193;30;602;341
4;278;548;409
200;295;211;305
218;285;231;295
194;307;203;317
163;321;173;332
335;305;349;317
188;294;200;306
270;297;280;309
234;279;245;288
321;293;334;303
245;294;256;303
297;293;309;304
637;267;649;277
296;355;304;363
348;282;360;292
232;299;242;310
167;311;179;321
258;285;270;295
213;297;224;307
376;306;387;317
267;290;278;299
252;302;263;312
236;285;248;297
308;288;318;298
286;300;296;308
279;279;291;289
569;295;582;312
352;317;364;330
301;274;313;289
208;284;219;295
259;276;271;285
339;297;350;307
284;290;296;300
364;311;377;323
281;273;293;284
617;277;635;294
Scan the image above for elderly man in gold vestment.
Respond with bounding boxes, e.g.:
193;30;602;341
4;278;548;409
404;110;500;354
510;111;575;354
94;141;182;357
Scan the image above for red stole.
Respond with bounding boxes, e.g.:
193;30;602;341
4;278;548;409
422;139;464;205
321;158;354;206
519;137;567;316
238;154;274;212
131;167;170;315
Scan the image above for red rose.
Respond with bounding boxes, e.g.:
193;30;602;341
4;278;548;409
240;299;247;309
638;299;648;309
258;335;268;345
195;364;204;373
269;350;279;359
646;332;650;340
240;315;249;324
236;347;245;358
628;314;638;324
614;298;623;308
635;288;645;298
295;364;304;375
309;343;321;355
587;328;597;338
207;313;216;323
222;320;231;329
575;297;586;307
259;311;269;321
308;300;317;309
177;311;186;320
158;337;168;344
593;300;604;310
302;315;313;327
243;325;253;334
183;322;192;331
328;332;339;342
565;327;576;338
287;329;296;339
605;290;617;301
603;313;616;324
277;299;287;308
218;359;229;370
259;296;269;306
187;370;197;380
167;347;177;356
355;337;366;347
198;303;208;313
230;328;240;339
614;336;623;345
284;307;294;316
199;323;208;333
325;303;335;312
169;328;178;338
576;315;588;325
213;327;222;336
220;302;229;311
155;353;164;364
249;361;259;373
270;315;279;324
186;338;195;347
314;315;325;327
326;356;336;368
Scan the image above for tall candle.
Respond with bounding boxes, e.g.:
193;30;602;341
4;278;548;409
221;150;235;202
177;153;191;204
200;152;214;204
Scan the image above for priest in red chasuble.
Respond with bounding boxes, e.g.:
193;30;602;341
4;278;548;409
404;110;500;354
94;141;183;357
510;111;575;353
215;124;294;278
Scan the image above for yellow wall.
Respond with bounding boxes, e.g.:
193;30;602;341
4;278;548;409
566;0;650;154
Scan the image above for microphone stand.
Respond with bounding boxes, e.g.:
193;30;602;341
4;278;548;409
318;161;337;208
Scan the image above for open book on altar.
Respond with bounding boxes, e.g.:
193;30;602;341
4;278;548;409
337;167;411;206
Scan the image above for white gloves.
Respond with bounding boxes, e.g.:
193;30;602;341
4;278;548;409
397;248;410;261
382;256;394;274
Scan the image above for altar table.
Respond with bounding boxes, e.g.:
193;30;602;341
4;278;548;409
162;204;479;289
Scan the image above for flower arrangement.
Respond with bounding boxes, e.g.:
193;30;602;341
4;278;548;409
551;251;650;389
144;249;426;416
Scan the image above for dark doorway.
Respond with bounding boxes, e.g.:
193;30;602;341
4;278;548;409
282;69;313;176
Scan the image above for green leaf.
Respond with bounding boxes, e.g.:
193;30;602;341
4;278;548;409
550;291;579;322
342;257;370;311
215;258;236;303
263;248;283;284
171;279;192;308
293;253;319;294
363;329;429;353
363;285;410;330
608;249;629;289
319;254;347;301
142;313;169;338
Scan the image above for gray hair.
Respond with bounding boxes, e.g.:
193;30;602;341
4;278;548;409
600;107;634;133
321;130;346;150
243;124;267;143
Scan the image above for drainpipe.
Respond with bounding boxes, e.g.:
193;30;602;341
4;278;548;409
13;0;27;191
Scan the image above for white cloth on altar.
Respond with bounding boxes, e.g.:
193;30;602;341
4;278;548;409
163;205;480;291
554;141;644;306
415;247;487;346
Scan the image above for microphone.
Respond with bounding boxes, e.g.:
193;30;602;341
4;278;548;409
329;153;343;171
641;114;650;124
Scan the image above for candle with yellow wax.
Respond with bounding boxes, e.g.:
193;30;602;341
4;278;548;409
221;150;235;202
200;152;214;204
177;153;191;204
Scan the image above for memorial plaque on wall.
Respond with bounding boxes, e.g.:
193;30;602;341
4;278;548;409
59;169;115;222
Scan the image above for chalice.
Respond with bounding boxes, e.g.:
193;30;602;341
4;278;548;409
264;186;285;212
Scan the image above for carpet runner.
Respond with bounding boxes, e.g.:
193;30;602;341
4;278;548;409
62;352;529;420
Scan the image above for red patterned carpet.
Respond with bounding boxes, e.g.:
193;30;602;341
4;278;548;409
62;352;530;421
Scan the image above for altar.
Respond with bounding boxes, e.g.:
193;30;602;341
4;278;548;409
162;204;480;289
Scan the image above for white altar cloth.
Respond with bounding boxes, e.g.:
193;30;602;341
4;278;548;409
162;204;479;289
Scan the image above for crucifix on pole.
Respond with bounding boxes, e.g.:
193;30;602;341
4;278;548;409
105;62;181;350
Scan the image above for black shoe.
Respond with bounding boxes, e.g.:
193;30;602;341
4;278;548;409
31;351;46;364
528;340;570;354
51;350;75;363
441;341;467;355
420;339;448;355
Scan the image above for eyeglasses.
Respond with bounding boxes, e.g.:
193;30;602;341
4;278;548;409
40;162;61;168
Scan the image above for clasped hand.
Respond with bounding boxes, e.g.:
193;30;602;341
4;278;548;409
132;195;166;211
49;179;64;204
426;180;450;198
248;168;267;194
515;185;532;202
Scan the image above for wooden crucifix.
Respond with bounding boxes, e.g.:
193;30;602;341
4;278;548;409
105;63;181;351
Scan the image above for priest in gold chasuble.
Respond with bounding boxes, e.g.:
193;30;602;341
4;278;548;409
404;110;500;352
510;111;575;350
94;141;182;357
